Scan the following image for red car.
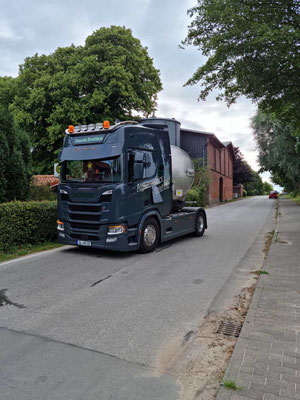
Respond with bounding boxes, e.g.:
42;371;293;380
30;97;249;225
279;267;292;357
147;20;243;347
269;190;278;199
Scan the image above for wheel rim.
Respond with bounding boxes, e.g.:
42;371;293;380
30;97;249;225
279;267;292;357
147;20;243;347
197;215;204;232
144;224;156;247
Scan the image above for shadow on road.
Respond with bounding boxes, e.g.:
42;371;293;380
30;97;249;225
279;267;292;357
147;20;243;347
59;232;208;259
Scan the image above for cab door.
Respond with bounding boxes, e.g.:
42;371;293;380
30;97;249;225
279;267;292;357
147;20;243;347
124;149;157;225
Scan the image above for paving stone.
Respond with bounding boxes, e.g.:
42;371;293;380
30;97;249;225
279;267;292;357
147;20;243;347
281;374;300;384
279;388;300;399
235;388;264;399
266;377;288;389
264;394;281;400
249;382;279;396
240;365;254;374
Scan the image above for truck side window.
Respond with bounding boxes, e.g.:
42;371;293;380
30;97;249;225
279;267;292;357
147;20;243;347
128;150;157;182
128;152;136;182
143;151;156;179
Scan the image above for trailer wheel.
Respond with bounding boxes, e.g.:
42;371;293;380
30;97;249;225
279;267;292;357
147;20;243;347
139;217;160;253
195;212;205;237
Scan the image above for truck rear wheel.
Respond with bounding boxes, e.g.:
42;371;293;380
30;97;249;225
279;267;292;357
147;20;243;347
139;217;160;253
195;212;205;237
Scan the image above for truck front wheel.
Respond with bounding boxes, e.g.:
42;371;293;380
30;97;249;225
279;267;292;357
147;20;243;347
139;217;160;253
195;212;206;237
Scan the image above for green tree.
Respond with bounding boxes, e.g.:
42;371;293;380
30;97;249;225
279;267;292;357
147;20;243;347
263;181;273;194
233;146;253;185
0;106;32;202
0;77;17;109
252;111;300;193
183;0;300;128
245;169;264;196
9;26;162;173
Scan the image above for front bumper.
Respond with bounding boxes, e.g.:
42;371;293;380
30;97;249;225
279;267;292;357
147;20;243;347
57;226;138;252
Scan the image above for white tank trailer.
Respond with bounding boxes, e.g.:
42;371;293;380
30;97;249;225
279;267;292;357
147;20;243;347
140;118;195;203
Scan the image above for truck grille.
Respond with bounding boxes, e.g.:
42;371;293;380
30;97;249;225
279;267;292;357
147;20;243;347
68;201;101;233
71;233;99;241
70;222;100;231
69;204;100;213
69;213;100;222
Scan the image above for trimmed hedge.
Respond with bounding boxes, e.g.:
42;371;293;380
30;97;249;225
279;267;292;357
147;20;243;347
0;201;57;252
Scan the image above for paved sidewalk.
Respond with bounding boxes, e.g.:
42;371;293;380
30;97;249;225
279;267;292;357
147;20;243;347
217;198;300;400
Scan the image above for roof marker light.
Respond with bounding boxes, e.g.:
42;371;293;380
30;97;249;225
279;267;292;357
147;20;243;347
68;125;74;133
103;120;110;129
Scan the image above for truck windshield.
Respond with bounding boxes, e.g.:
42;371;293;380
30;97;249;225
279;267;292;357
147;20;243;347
61;157;122;183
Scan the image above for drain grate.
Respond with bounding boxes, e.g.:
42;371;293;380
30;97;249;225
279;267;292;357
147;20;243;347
216;321;242;337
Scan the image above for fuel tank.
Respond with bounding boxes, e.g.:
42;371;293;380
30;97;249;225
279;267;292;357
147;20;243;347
171;145;194;201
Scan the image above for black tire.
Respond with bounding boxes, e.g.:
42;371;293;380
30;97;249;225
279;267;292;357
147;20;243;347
194;211;206;237
139;217;160;253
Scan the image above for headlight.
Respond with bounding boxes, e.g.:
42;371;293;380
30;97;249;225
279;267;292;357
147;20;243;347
57;220;64;231
107;225;125;235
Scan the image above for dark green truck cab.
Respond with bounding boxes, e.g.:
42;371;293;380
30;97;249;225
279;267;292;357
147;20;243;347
57;120;207;252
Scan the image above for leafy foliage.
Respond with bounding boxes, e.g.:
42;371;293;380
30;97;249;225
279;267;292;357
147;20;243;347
263;181;273;194
252;111;300;193
6;26;162;173
0;77;17;108
245;169;264;196
183;0;300;118
0;201;57;252
0;106;32;202
233;146;253;185
186;159;209;206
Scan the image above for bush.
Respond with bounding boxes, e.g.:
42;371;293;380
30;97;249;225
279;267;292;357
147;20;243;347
185;159;209;207
186;186;206;207
247;189;257;196
243;190;247;197
28;185;57;201
0;201;57;252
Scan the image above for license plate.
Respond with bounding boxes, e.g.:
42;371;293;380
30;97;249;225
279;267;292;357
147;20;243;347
76;240;91;247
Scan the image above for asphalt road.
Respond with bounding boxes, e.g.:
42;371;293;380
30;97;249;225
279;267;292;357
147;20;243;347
0;196;275;399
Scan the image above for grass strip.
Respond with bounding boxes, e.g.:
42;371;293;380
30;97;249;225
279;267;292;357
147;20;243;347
0;242;63;263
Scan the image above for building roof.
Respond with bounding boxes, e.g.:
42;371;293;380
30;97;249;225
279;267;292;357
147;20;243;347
181;127;224;149
222;141;235;159
31;175;59;187
180;127;214;136
181;128;236;159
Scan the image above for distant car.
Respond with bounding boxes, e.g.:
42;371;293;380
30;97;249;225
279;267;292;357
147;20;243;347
269;190;278;199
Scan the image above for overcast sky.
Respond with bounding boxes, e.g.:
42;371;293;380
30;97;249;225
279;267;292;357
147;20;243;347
1;0;275;185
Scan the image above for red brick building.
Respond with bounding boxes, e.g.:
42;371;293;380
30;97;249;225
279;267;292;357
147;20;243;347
180;128;234;205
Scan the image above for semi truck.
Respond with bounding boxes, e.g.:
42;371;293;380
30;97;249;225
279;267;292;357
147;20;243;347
56;118;207;253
